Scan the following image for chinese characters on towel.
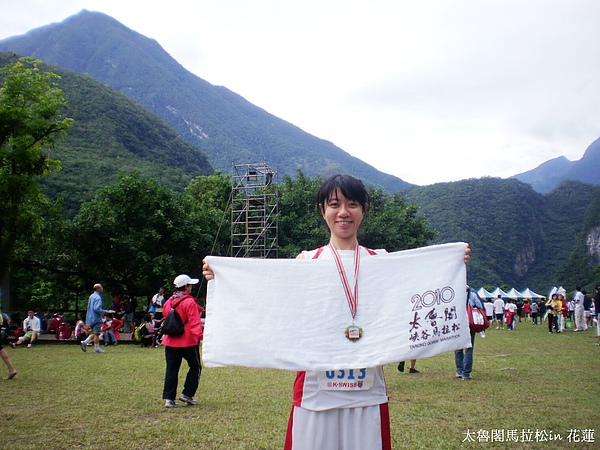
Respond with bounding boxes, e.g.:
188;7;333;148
202;242;471;371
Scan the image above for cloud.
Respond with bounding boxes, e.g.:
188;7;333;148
1;0;599;185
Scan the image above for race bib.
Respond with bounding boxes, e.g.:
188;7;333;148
317;368;375;391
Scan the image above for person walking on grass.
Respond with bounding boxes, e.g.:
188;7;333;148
455;287;485;380
0;313;17;379
81;284;114;354
397;359;419;374
573;287;585;331
161;274;203;408
545;294;559;334
493;295;505;329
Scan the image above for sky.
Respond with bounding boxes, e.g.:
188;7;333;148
1;0;599;185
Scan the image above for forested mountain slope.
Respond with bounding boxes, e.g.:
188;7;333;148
406;178;600;291
0;52;212;214
0;10;411;192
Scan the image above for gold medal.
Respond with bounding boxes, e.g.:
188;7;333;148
329;243;363;342
345;324;363;341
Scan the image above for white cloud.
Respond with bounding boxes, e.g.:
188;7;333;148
1;0;599;185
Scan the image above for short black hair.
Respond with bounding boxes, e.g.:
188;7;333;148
316;174;369;211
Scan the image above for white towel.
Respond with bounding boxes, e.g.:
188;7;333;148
203;242;471;371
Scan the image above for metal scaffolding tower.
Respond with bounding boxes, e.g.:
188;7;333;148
231;162;278;258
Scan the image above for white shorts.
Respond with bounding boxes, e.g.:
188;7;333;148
284;403;391;450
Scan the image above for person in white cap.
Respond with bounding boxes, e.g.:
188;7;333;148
161;274;204;408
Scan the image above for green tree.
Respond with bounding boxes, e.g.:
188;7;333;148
0;57;72;309
360;188;435;251
67;172;209;297
278;172;435;257
183;171;232;258
278;172;329;257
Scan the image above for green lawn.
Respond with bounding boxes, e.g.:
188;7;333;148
2;321;598;449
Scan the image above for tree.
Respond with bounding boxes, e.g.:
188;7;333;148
67;172;208;297
278;172;329;257
0;57;72;310
277;171;435;257
360;188;436;252
183;171;232;258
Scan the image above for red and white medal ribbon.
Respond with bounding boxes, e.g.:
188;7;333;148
328;242;360;322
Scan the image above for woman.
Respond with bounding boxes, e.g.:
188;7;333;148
203;174;470;449
557;294;567;333
546;294;559;333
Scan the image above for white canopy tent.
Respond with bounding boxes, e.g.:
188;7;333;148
548;286;566;298
476;287;495;300
520;288;546;300
490;287;510;300
504;287;525;300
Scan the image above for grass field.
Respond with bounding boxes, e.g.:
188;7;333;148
1;321;598;449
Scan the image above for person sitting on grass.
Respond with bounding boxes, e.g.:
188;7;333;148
11;310;40;349
140;313;158;348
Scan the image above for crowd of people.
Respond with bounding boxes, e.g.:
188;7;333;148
483;286;599;338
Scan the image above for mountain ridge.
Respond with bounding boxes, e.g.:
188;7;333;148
512;137;600;193
0;9;412;192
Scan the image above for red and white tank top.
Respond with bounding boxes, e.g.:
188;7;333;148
292;245;389;411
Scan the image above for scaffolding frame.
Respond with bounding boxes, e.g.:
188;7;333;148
230;162;279;258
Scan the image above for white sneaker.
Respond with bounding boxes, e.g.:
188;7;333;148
179;394;198;405
81;342;87;352
164;400;179;408
94;347;106;354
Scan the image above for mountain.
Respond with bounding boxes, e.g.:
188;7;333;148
405;178;600;291
0;52;212;214
1;13;599;290
0;9;412;192
512;137;600;193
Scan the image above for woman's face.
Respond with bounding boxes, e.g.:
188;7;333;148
319;188;365;243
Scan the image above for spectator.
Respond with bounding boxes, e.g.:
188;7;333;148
0;311;11;343
522;300;531;323
530;300;539;325
11;310;40;348
162;274;203;408
139;313;158;347
573;287;585;331
122;296;138;333
557;294;568;333
80;284;114;354
150;287;166;320
568;298;576;329
74;316;90;342
455;288;486;380
484;299;494;325
505;299;517;331
583;290;592;330
493;295;505;329
545;294;559;334
397;359;419;374
102;314;124;346
111;294;125;316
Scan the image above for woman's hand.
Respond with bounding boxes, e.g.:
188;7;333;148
202;258;215;281
464;244;471;265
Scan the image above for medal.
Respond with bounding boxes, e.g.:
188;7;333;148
329;243;363;342
345;324;363;341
